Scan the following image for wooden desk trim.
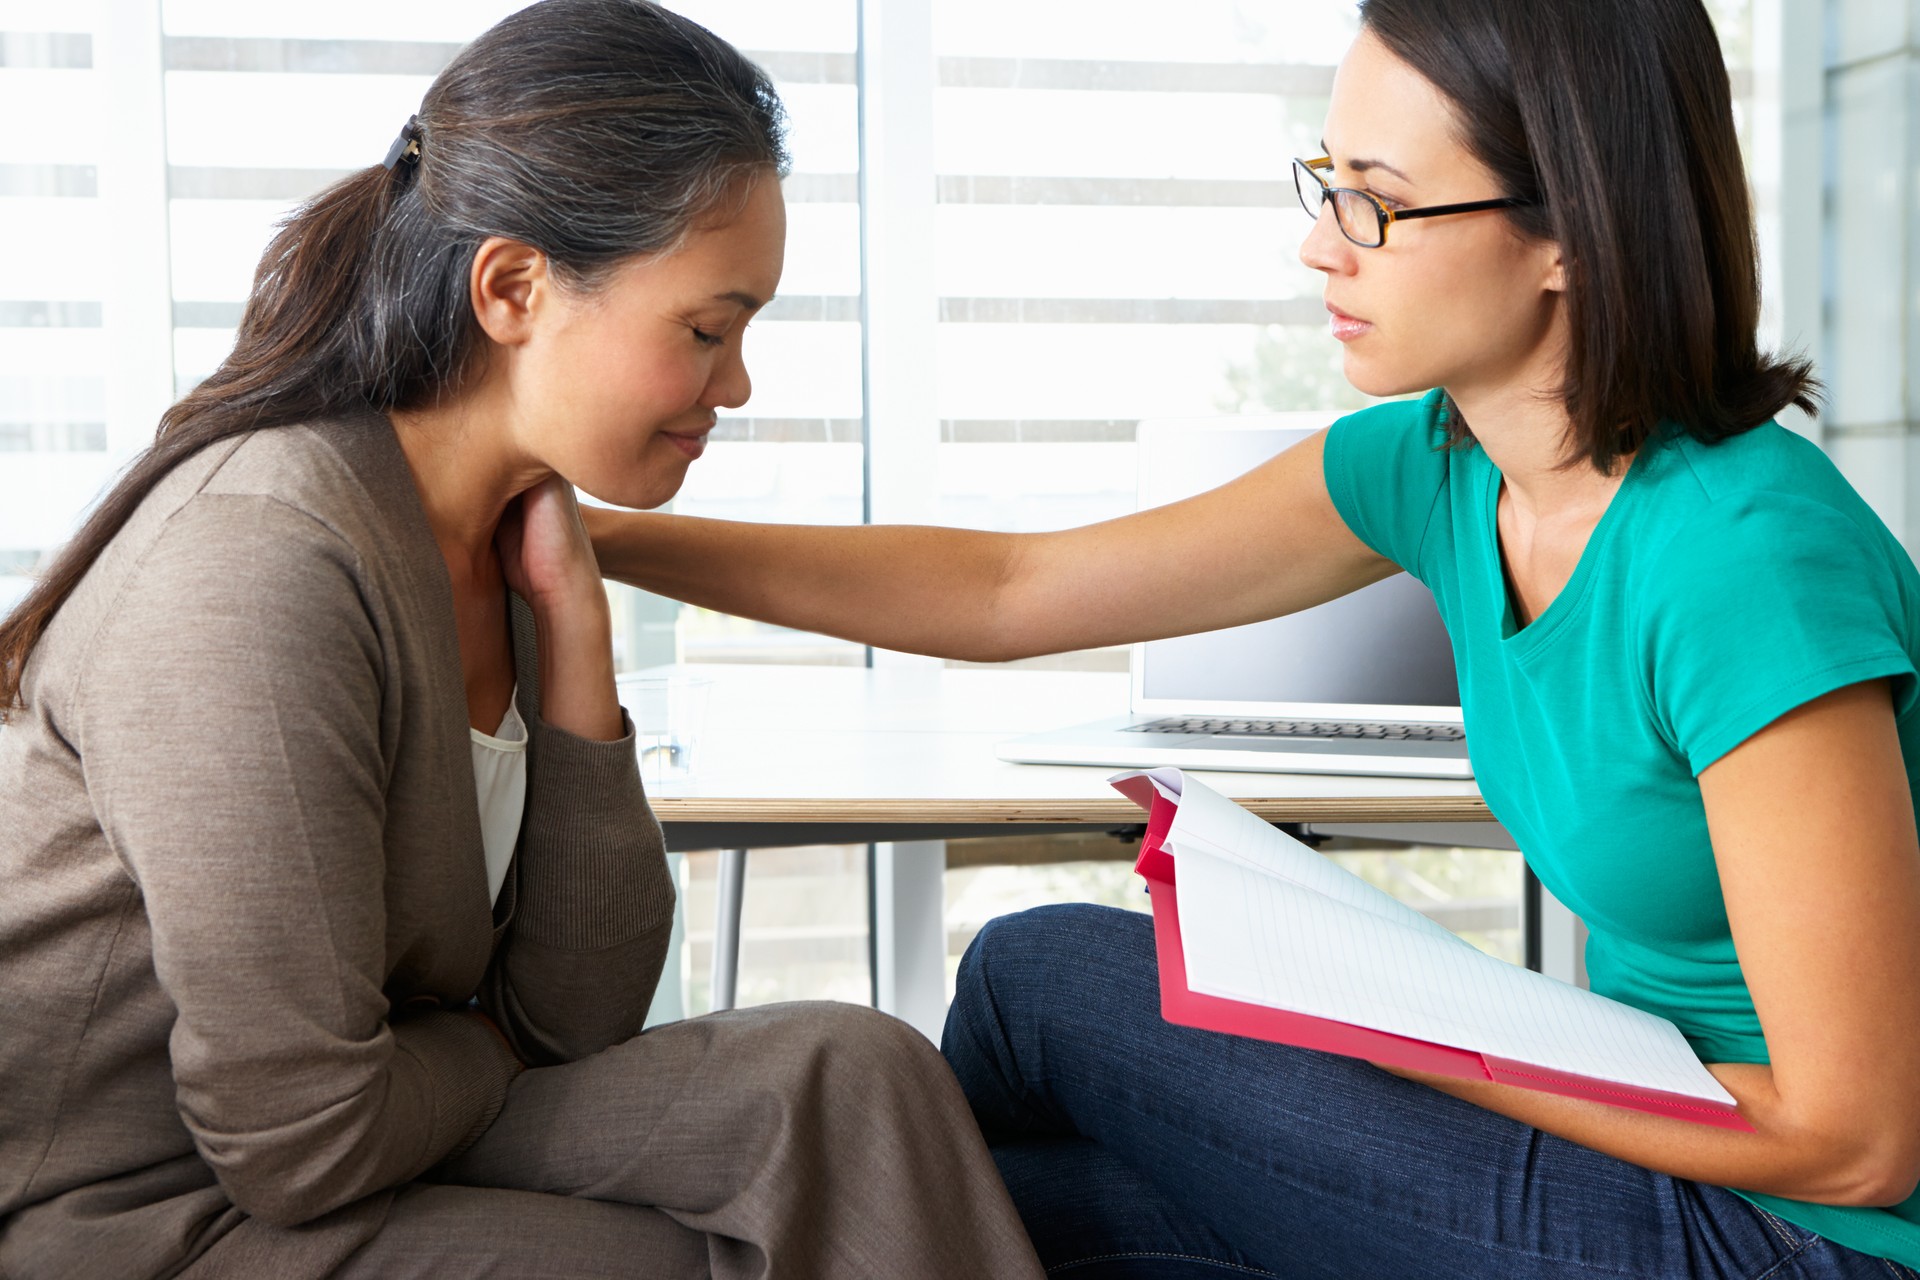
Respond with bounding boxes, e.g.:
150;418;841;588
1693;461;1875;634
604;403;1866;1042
650;795;1495;825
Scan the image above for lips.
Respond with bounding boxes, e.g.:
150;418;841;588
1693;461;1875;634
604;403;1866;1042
1326;301;1373;342
661;424;712;460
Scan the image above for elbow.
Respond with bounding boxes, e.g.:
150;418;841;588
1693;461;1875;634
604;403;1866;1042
1830;1152;1920;1209
209;1153;348;1228
1843;1119;1920;1207
951;636;1045;665
963;606;1067;664
182;1079;398;1227
1793;1126;1920;1208
224;1182;322;1229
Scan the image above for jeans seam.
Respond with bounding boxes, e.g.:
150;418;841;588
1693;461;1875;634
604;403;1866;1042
1752;1208;1802;1251
1047;1251;1279;1277
1747;1231;1819;1280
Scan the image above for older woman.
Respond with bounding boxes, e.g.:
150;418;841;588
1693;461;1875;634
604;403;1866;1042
0;3;1044;1277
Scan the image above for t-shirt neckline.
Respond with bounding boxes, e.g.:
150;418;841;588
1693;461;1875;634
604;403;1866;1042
1481;439;1655;652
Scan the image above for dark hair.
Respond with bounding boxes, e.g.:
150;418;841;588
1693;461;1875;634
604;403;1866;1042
1356;0;1818;470
0;0;788;718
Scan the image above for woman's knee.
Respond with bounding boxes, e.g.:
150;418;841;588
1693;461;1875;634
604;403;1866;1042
952;903;1154;1022
944;904;1155;1073
742;999;948;1085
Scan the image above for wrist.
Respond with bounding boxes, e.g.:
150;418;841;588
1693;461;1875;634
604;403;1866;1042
580;505;642;586
521;572;610;626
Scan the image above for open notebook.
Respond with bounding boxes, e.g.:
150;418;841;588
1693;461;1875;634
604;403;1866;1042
1111;768;1750;1131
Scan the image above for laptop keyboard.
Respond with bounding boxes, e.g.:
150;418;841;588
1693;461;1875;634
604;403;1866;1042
1125;717;1465;742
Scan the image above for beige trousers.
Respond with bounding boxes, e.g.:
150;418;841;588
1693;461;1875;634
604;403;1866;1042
186;1003;1044;1279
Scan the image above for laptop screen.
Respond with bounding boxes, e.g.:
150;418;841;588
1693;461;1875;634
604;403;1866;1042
1134;418;1460;712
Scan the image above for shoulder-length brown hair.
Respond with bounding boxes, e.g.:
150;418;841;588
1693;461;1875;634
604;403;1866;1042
1359;0;1819;469
0;0;787;719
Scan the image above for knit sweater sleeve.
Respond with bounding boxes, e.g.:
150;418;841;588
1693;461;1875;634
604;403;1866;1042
72;494;520;1227
475;598;678;1066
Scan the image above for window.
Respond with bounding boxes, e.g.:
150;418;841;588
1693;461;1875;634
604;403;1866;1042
928;0;1367;682
0;9;131;615
0;0;1781;1008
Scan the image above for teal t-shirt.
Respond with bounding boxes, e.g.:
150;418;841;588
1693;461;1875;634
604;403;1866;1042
1323;390;1920;1266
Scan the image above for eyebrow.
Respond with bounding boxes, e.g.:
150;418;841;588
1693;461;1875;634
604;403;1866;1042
1320;140;1414;187
713;290;769;311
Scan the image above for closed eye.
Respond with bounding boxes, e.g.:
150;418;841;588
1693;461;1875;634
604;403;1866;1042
692;327;725;348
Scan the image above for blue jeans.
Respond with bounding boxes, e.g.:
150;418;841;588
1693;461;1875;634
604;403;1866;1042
941;903;1918;1280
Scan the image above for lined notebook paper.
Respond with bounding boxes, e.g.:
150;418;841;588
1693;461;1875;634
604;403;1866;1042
1119;768;1736;1110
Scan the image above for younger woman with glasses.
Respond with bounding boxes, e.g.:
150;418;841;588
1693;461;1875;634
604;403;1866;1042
582;0;1920;1274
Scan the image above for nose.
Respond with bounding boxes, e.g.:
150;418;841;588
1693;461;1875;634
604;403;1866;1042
704;342;752;411
1298;201;1355;277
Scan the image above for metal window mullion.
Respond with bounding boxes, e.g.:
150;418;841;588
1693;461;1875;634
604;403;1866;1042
856;0;940;672
855;0;948;1031
94;0;173;461
1755;0;1821;443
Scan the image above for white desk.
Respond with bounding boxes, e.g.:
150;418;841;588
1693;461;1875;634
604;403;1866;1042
634;664;1557;1038
643;663;1491;830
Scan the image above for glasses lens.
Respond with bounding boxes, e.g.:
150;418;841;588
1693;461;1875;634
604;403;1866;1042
1292;159;1324;221
1330;189;1385;247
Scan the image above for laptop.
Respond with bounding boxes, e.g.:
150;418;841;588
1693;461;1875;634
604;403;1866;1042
995;414;1471;779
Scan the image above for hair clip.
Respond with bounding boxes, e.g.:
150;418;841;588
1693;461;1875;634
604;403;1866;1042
382;115;422;171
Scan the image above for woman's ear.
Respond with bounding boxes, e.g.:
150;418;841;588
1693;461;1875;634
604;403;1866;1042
1540;240;1567;295
469;236;551;347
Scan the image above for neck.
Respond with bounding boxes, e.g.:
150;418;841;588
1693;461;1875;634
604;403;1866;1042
1448;379;1627;522
390;384;548;580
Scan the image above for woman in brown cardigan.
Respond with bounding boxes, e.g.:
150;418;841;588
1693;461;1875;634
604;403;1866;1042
0;3;1043;1277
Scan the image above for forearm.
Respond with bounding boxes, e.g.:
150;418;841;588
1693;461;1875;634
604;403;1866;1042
483;750;676;1064
585;507;1036;662
1388;1061;1906;1207
486;609;679;1062
528;588;622;741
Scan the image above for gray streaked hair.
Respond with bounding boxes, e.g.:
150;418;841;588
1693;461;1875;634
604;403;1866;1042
367;0;792;405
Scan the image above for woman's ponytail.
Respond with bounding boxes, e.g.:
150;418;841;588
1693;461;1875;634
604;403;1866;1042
0;0;788;718
0;162;402;715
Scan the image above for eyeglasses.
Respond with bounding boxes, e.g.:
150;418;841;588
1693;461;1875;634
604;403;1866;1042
1292;155;1536;248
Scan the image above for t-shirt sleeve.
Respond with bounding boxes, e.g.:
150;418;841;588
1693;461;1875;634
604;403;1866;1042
1321;390;1453;582
1639;491;1919;775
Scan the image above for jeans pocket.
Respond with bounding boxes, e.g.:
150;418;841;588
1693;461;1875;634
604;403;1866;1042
1746;1207;1822;1279
1745;1207;1920;1280
1752;1208;1813;1251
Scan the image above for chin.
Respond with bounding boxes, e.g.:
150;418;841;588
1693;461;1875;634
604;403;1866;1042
578;473;686;513
1341;349;1432;401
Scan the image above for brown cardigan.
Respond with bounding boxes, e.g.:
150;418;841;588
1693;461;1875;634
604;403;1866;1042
0;413;676;1279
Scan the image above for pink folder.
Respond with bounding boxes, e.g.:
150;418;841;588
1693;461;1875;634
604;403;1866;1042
1112;773;1752;1132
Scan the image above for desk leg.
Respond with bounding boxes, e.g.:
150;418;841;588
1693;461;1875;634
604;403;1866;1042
873;840;948;1042
711;848;748;1013
644;853;687;1027
1535;875;1588;988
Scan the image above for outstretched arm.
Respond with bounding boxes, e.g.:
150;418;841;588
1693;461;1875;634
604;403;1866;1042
585;430;1400;661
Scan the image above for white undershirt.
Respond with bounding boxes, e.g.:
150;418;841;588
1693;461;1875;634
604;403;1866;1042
469;686;527;906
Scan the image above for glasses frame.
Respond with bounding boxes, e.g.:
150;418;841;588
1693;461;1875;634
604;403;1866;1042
1293;156;1536;248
